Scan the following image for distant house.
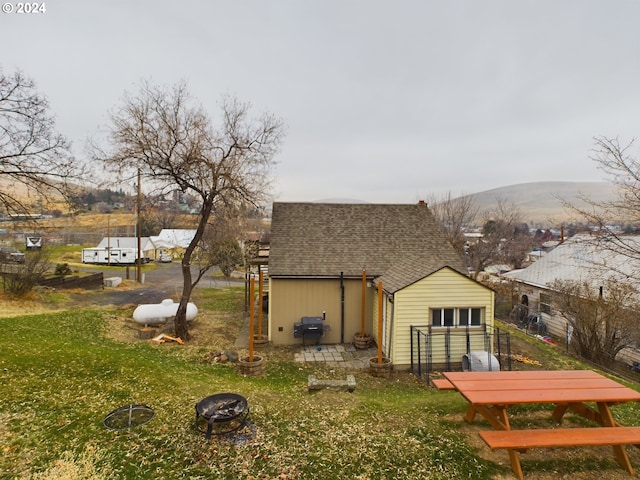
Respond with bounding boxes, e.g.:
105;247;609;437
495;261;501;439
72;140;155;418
503;234;640;366
153;229;197;260
149;238;175;260
267;202;495;368
157;229;197;248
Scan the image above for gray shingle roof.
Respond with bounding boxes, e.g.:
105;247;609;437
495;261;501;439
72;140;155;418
269;202;466;292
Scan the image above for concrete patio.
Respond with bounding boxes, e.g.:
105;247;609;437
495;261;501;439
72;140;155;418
294;344;378;369
235;313;378;369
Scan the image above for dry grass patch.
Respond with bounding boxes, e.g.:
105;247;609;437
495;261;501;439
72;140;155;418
0;290;70;316
27;448;114;480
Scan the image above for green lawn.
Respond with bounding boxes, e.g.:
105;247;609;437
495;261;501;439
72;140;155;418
1;288;639;479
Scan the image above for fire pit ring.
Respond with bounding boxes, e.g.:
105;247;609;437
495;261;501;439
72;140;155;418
195;393;249;439
103;404;154;430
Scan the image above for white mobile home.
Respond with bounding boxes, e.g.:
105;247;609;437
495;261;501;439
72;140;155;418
82;247;140;265
97;237;156;262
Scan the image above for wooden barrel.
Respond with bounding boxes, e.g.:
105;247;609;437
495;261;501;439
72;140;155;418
369;357;392;378
239;355;264;376
354;333;373;349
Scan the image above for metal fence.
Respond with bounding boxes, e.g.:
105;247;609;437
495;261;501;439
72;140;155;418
410;324;511;385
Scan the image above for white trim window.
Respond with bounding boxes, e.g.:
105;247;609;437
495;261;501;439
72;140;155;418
539;292;552;315
431;307;483;328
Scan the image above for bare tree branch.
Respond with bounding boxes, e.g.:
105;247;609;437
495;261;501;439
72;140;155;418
550;278;640;367
467;198;530;277
560;136;640;280
0;68;86;216
427;191;478;254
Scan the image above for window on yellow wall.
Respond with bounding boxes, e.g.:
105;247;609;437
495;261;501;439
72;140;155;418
432;307;483;327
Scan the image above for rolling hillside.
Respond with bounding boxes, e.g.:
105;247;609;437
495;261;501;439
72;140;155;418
460;181;617;225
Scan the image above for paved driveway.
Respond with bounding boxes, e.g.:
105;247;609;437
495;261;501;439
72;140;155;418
73;262;244;306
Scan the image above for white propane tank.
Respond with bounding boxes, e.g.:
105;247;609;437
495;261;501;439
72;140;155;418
133;299;198;326
461;351;500;372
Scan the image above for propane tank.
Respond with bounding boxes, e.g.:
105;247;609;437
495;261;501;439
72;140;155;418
133;299;198;326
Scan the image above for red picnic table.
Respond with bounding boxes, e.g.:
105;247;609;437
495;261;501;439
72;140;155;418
442;370;640;479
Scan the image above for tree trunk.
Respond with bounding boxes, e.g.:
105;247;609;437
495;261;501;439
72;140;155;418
173;198;214;341
175;258;193;341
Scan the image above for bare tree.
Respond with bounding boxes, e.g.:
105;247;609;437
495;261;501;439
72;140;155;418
140;205;181;237
198;207;245;282
93;81;284;340
427;191;478;254
549;278;640;367
560;136;640;280
203;238;244;282
0;68;84;215
466;199;530;278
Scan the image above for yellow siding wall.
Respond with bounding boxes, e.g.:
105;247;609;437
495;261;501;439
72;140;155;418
371;290;393;357
268;277;374;345
390;268;494;367
268;269;494;366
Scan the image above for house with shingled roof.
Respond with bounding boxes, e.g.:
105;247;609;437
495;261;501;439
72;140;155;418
267;202;495;368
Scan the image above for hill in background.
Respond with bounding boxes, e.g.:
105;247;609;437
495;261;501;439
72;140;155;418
460;181;617;226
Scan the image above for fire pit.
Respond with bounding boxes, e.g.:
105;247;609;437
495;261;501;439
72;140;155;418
195;393;249;439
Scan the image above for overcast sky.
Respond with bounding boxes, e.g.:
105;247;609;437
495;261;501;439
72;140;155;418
2;1;639;203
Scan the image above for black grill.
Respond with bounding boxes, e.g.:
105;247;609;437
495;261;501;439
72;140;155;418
293;314;331;344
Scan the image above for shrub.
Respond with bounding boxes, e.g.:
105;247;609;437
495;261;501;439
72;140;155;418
55;263;72;277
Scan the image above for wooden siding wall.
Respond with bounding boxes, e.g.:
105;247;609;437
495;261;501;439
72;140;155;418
510;284;567;339
391;268;494;367
268;277;373;345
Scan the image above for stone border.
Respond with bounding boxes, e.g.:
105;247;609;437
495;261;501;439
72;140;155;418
308;374;356;392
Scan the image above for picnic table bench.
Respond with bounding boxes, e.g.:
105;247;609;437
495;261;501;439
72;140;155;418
442;370;640;479
480;426;640;479
431;378;455;390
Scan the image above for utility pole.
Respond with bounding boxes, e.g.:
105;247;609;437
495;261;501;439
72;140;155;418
137;168;142;283
107;214;111;266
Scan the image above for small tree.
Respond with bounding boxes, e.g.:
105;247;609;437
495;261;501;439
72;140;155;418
467;199;530;278
210;239;243;281
549;279;640;367
194;207;246;283
427;191;478;254
93;81;284;340
1;249;51;296
54;263;72;277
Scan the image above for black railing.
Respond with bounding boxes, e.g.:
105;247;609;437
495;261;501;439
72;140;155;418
410;324;511;385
